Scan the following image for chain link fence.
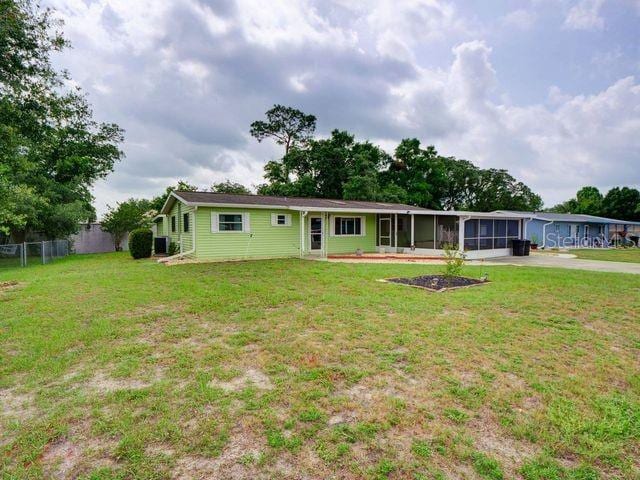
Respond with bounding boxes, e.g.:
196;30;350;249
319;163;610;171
0;240;69;269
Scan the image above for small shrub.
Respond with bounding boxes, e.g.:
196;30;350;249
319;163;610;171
442;243;465;277
411;439;432;459
168;241;178;256
472;452;504;480
128;228;153;259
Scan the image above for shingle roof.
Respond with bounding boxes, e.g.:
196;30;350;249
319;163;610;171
161;192;536;218
171;191;429;212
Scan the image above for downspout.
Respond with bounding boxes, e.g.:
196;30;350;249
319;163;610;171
541;221;554;249
523;217;532;240
300;211;308;258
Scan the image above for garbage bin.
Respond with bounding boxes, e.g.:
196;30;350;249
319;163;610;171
511;239;525;256
523;240;531;256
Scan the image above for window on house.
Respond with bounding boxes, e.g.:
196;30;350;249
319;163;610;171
183;213;189;232
171;216;176;233
219;214;243;231
334;217;363;236
271;213;291;226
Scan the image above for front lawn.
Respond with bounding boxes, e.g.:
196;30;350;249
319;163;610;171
1;254;639;479
572;248;640;263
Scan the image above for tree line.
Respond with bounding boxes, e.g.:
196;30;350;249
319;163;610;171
549;186;640;221
252;105;543;212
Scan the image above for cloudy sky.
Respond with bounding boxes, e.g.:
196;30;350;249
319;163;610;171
46;0;640;216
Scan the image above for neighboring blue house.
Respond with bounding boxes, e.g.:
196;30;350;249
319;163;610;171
495;211;640;248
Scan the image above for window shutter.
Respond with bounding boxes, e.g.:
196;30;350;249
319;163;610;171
211;212;219;232
271;213;277;226
329;215;335;236
243;213;251;233
285;214;292;226
360;216;366;236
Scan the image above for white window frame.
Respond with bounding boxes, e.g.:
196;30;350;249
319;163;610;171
330;216;366;237
211;212;250;233
271;213;292;227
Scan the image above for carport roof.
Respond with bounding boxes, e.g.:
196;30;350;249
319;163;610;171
494;210;640;225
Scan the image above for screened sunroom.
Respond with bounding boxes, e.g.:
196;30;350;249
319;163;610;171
376;212;529;259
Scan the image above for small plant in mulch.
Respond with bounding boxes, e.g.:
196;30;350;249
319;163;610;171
384;244;489;292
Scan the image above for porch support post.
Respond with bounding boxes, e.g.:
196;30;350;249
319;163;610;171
458;216;466;253
410;214;415;249
394;213;398;250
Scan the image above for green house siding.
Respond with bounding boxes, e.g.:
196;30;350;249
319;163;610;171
166;203;195;255
195;207;301;260
326;213;377;254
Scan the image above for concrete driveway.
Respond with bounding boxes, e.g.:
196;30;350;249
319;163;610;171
483;253;640;274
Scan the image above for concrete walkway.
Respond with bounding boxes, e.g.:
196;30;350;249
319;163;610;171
484;254;640;274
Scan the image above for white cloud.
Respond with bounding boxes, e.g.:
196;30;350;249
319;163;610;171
44;0;639;214
563;0;606;30
501;9;537;30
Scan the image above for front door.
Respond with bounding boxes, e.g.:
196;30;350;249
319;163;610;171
309;216;323;252
379;217;391;246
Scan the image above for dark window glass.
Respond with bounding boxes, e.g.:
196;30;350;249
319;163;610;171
494;237;507;248
495;220;506;236
277;215;286;225
465;219;478;238
219;214;243;231
335;217;361;235
479;219;493;237
464;238;478;250
507;220;519;237
171;216;176;232
183;213;189;232
479;238;493;250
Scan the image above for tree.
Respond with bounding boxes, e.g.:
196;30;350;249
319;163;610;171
210;180;251;194
574;186;603;215
149;181;198;212
250;105;316;155
0;0;124;241
380;139;448;209
602;187;640;221
101;199;153;251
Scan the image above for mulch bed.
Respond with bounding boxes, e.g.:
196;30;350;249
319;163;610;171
384;275;487;292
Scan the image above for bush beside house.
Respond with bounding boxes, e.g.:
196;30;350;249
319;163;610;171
128;229;153;259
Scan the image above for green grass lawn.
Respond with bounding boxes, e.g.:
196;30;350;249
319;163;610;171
1;253;639;479
571;248;640;263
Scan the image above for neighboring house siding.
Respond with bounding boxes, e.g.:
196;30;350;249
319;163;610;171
326;213;376;254
195;207;301;260
526;219;609;247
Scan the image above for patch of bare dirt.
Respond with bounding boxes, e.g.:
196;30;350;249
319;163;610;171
209;368;273;392
469;411;540;478
42;439;82;479
173;421;264;479
86;368;164;393
0;281;19;290
0;388;36;420
41;433;118;479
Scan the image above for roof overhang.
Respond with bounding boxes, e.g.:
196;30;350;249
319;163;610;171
162;193;538;218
